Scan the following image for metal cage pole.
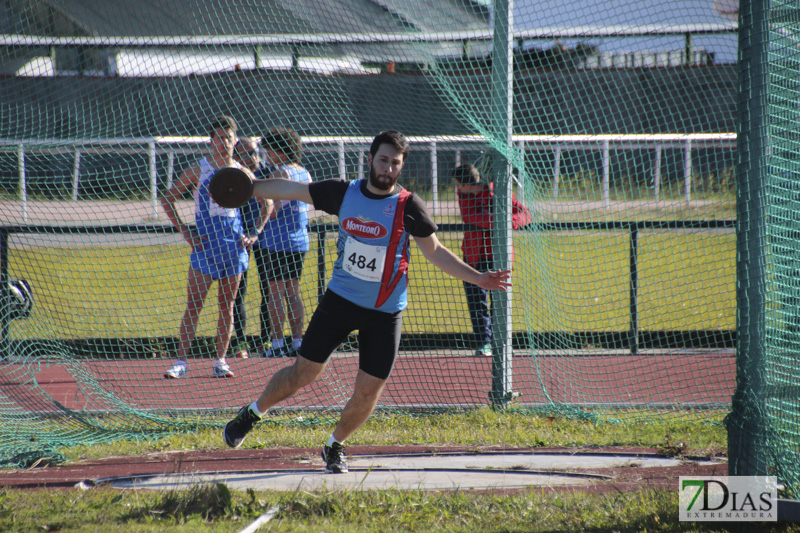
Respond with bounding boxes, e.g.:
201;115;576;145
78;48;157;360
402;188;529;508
490;0;515;408
728;0;769;477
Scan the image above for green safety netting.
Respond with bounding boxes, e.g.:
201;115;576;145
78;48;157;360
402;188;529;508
0;0;788;490
726;0;800;494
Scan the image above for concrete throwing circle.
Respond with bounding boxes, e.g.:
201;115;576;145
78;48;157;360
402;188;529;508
103;452;723;492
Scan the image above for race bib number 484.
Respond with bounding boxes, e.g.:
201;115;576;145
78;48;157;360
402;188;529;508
343;237;386;283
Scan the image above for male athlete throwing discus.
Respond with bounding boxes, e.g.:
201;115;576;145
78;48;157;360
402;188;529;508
221;131;511;473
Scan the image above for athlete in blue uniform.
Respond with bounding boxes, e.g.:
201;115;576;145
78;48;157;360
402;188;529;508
223;131;512;473
256;128;312;358
160;115;258;380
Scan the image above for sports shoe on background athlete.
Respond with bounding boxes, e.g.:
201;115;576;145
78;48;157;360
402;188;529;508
163;360;187;379
260;344;288;358
286;340;302;357
321;442;348;473
213;360;234;378
223;404;261;448
475;343;492;357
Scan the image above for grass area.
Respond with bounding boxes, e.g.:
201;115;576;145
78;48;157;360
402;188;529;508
60;408;729;461
10;485;798;532
9;409;789;533
6;226;736;341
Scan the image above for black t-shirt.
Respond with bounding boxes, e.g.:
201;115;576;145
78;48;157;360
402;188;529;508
309;179;438;238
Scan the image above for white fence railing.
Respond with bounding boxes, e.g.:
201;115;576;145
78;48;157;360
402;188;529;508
1;133;736;221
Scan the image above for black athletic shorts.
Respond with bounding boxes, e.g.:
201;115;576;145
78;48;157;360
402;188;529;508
298;289;403;380
263;250;306;281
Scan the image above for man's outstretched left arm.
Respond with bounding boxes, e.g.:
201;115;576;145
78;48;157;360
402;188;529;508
413;234;511;291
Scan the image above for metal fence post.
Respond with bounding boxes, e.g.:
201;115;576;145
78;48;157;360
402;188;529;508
337;139;345;181
0;230;8;355
684;138;692;202
553;146;561;200
653;145;662;201
71;149;81;201
602;140;610;208
489;0;514;409
430;141;438;215
149;141;157;219
729;0;769;478
17;144;27;222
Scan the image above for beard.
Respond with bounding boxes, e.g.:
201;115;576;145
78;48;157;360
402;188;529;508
368;166;399;192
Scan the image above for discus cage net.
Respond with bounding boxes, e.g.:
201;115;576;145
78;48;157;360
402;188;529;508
0;0;794;492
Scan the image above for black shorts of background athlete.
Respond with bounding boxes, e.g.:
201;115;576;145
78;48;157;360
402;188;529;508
299;290;402;380
264;250;306;281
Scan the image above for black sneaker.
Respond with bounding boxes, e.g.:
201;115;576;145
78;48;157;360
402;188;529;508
321;442;348;473
223;405;261;448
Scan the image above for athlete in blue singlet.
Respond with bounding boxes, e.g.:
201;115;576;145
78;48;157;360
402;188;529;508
256;128;312;358
190;158;250;278
223;131;512;475
160;115;259;380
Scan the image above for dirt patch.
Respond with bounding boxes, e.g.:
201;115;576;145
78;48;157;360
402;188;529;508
0;446;726;494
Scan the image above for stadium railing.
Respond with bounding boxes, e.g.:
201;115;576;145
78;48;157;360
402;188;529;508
0;133;736;221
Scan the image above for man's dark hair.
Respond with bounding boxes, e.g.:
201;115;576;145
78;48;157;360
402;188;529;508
261;127;303;164
369;130;410;161
209;114;237;136
452;163;481;185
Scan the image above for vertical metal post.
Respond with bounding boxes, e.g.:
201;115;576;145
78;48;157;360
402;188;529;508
553;146;561;200
149;141;158;218
729;0;768;477
166;151;175;190
337;139;346;181
602;140;610;208
357;151;364;180
489;0;514;408
17;144;27;223
684;139;692;202
0;230;9;355
685;32;693;65
71;150;81;201
629;226;639;355
517;140;525;199
653;145;662;201
430;141;438;215
314;225;327;301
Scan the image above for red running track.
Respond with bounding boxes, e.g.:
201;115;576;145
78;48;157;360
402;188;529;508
2;350;735;414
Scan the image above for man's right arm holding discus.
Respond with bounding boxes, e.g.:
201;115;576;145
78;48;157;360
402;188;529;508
241;170;313;205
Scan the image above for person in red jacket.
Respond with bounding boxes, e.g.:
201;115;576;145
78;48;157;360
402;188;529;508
452;163;532;357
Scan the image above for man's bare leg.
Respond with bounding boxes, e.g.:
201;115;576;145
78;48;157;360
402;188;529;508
254;355;326;413
224;355;326;448
331;370;387;442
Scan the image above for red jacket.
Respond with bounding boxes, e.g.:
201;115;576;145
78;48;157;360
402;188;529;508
457;183;532;264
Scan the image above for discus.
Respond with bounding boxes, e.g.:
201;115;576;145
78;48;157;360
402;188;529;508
208;167;254;208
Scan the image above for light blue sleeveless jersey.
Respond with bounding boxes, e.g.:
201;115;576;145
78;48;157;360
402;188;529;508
327;179;412;313
190;159;249;279
258;165;311;252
